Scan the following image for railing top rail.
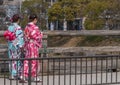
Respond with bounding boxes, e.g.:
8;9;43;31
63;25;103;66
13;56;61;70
0;55;119;61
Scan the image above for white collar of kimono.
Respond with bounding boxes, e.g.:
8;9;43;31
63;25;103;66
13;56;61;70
29;22;34;25
13;23;20;28
13;23;18;25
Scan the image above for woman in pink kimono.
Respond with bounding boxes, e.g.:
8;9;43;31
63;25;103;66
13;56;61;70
22;14;43;82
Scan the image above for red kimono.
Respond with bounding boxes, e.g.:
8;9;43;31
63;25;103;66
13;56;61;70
23;22;43;78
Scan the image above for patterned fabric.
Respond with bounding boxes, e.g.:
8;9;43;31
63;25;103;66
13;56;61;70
8;23;24;77
23;22;43;77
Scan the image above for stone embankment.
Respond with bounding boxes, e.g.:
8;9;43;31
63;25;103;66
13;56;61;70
1;44;120;56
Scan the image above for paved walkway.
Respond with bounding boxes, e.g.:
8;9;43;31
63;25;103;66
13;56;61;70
0;72;120;85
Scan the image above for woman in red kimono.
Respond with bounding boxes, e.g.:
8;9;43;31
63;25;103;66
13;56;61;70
21;14;43;82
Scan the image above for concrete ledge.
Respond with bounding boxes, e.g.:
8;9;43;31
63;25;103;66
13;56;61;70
44;30;120;36
1;30;120;36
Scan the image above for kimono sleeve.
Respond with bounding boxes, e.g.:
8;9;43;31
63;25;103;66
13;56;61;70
15;28;24;48
30;27;43;48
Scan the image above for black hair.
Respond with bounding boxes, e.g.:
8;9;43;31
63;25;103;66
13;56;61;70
12;14;21;22
29;14;38;22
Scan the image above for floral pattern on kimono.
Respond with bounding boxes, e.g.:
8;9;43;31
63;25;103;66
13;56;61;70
23;22;43;78
8;23;24;77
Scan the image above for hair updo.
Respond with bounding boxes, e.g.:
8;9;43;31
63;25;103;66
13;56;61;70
29;14;38;22
12;14;21;23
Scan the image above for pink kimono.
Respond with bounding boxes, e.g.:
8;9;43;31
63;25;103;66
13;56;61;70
23;22;43;78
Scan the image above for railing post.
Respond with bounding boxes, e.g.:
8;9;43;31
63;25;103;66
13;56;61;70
41;33;48;58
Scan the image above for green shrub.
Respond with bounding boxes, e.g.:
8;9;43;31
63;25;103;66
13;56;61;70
85;18;104;30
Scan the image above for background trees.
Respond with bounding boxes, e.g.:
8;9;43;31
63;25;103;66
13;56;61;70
21;0;48;29
22;0;120;30
48;0;120;30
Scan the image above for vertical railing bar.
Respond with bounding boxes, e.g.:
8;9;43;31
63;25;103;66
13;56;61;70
53;59;55;85
96;57;98;84
59;58;60;85
16;59;18;85
80;58;82;85
22;59;25;85
106;57;108;83
10;60;12;85
101;58;103;84
4;60;6;85
75;58;77;85
69;58;72;85
16;59;20;85
64;58;66;85
47;59;49;85
116;56;118;82
91;57;93;85
35;59;37;85
35;59;38;85
85;58;87;85
28;60;31;85
111;57;113;83
42;58;44;85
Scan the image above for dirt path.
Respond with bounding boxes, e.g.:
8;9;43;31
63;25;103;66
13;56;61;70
62;37;82;47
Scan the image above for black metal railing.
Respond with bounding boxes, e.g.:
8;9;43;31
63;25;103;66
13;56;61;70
0;55;120;85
